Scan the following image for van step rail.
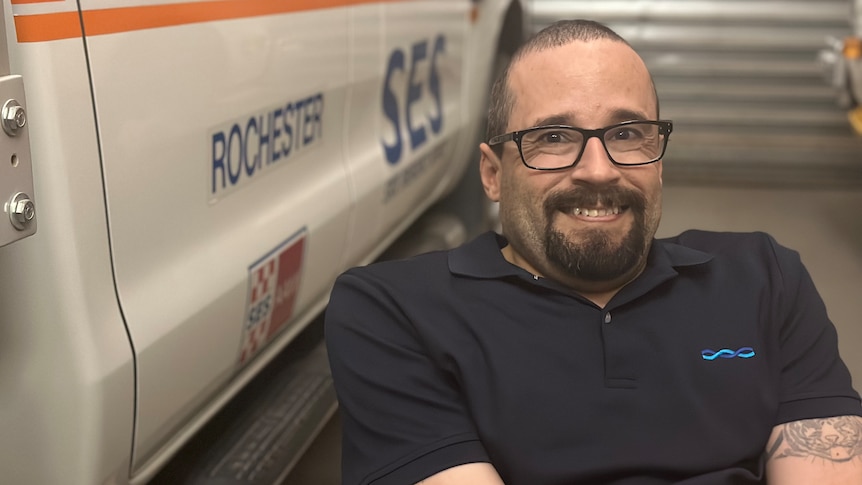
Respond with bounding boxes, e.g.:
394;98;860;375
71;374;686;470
150;319;336;485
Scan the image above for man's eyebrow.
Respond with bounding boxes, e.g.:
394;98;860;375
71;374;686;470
532;114;574;127
530;109;651;128
608;109;650;123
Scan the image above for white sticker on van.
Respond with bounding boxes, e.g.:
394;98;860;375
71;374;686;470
210;93;324;202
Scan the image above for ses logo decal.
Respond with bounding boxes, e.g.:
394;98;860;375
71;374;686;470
381;34;450;202
239;228;306;365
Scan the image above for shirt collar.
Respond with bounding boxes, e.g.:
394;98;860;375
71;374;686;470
448;232;523;279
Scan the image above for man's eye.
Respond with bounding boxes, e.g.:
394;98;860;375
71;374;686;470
542;131;571;143
611;128;643;140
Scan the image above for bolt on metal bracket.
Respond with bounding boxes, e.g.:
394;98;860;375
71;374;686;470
0;76;36;247
0;0;36;248
2;99;26;136
7;192;35;230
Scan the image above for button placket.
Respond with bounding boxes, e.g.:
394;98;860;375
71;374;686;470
600;309;638;388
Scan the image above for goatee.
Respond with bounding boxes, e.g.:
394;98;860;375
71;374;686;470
543;185;649;282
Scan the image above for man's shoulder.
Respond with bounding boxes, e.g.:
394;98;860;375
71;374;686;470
658;229;801;269
340;249;450;286
660;229;784;253
339;231;502;287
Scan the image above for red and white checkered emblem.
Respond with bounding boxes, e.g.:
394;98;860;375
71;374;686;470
239;230;306;364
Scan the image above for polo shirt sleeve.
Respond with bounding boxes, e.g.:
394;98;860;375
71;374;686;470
325;268;490;485
769;235;862;424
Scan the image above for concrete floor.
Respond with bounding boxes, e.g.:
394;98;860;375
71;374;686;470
283;182;862;485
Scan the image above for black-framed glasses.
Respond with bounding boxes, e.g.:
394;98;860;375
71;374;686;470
488;120;673;170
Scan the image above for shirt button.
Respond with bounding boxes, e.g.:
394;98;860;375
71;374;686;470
604;312;612;324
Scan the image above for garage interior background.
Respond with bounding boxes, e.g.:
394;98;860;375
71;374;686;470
529;0;862;188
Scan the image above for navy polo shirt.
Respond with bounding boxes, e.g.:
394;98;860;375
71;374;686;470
325;230;861;485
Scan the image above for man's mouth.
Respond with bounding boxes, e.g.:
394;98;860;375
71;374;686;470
571;207;623;217
544;186;642;223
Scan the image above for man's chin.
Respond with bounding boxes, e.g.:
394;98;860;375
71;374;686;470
548;225;646;276
557;226;629;250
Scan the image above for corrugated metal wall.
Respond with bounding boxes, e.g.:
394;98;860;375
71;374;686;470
529;0;862;187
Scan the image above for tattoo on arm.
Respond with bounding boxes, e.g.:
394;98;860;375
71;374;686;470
767;416;862;462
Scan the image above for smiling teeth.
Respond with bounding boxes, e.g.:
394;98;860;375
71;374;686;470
573;207;621;217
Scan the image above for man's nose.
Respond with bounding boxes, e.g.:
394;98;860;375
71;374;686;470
570;136;622;183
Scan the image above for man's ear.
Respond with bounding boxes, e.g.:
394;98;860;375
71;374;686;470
479;143;502;202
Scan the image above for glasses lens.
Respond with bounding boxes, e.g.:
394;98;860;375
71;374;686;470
604;122;664;165
519;127;584;169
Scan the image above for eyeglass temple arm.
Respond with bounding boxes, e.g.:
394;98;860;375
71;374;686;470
488;132;515;146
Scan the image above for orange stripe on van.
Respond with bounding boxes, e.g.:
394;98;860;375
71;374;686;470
15;12;82;42
14;0;399;43
11;0;64;4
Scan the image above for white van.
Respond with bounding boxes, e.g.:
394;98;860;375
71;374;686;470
0;0;528;483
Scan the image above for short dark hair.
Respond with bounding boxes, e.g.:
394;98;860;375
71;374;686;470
486;19;659;155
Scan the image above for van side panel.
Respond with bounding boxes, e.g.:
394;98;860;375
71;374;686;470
0;5;135;483
375;1;469;246
0;0;523;482
77;2;353;471
341;1;471;267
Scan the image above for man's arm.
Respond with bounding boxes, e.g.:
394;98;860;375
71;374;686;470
765;415;862;484
416;463;505;485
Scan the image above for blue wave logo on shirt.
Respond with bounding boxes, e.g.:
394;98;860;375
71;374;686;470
701;347;756;361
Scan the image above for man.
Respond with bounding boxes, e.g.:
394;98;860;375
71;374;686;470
325;19;862;484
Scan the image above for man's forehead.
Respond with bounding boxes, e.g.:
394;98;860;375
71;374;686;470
511;38;645;77
527;108;652;128
506;39;656;128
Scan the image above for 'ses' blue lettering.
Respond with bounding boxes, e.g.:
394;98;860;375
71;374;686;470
382;34;446;165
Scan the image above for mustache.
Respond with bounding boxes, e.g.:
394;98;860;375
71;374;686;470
543;185;646;219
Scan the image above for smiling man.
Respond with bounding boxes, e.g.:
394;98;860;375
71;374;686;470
325;19;862;485
483;32;665;308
